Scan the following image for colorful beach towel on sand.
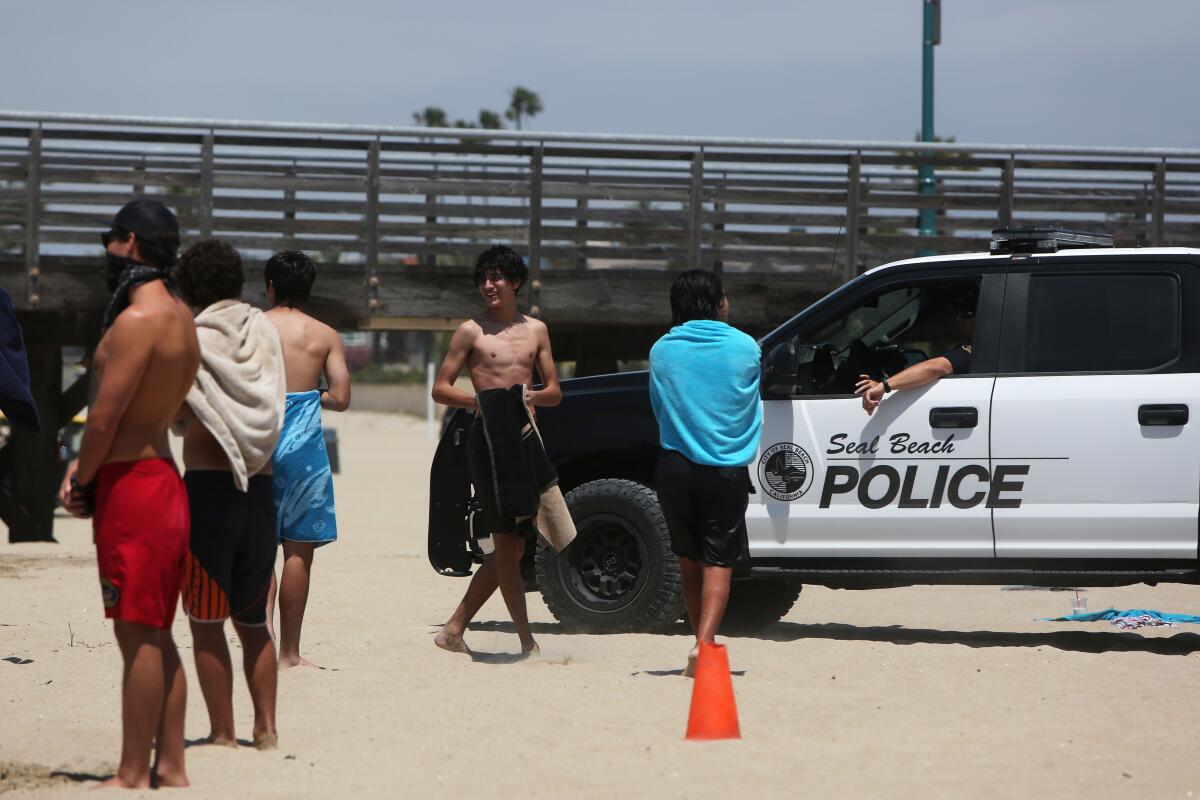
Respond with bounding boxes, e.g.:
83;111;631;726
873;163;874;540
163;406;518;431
1041;608;1200;629
272;390;337;546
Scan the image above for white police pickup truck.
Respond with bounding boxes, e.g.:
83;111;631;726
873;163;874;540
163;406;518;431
430;227;1200;632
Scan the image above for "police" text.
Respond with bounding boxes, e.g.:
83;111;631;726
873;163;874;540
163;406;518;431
818;464;1029;509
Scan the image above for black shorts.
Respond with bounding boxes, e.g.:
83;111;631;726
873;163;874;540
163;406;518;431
182;471;276;626
654;449;751;567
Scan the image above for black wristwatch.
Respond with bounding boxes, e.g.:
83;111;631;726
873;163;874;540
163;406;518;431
71;476;96;514
881;377;893;394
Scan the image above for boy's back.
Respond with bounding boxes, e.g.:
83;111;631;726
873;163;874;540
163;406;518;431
261;248;349;669
265;307;341;394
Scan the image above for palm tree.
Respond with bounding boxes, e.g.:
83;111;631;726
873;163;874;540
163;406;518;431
478;109;505;130
505;87;543;131
411;106;449;128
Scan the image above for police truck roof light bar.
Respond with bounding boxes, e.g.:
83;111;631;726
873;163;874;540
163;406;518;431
990;226;1114;255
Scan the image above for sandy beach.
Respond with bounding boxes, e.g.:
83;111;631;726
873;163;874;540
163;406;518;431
3;409;1200;798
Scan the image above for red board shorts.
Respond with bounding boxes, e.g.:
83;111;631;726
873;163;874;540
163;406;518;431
92;458;190;630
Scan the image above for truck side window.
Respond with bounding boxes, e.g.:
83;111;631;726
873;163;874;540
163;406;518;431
1024;274;1179;373
796;278;980;395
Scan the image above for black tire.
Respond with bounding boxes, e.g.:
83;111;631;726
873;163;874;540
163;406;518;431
536;479;683;633
719;581;803;634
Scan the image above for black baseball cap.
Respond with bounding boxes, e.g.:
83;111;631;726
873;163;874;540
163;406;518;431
105;198;179;246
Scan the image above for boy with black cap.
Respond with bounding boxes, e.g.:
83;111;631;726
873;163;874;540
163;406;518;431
59;197;200;789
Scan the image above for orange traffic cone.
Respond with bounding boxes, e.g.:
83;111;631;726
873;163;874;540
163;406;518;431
685;641;741;740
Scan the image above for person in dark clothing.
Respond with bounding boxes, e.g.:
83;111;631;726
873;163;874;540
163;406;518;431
0;288;38;431
855;289;977;415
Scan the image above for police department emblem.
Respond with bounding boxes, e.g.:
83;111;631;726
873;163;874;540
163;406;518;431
100;577;120;609
758;442;814;501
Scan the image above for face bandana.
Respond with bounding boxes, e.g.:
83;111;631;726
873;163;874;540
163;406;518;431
100;254;166;333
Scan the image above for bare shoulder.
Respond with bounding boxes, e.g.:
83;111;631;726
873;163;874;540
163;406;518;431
103;306;159;350
458;317;484;339
312;316;341;345
527;316;550;339
115;301;172;329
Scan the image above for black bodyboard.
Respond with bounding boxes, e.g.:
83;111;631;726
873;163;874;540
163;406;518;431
427;408;474;576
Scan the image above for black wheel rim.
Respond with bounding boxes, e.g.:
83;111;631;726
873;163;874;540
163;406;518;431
558;512;649;613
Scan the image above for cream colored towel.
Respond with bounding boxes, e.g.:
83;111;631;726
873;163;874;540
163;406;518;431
534;484;577;553
186;299;286;491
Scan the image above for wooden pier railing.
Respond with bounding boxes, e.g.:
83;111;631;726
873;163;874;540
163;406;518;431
2;111;1198;334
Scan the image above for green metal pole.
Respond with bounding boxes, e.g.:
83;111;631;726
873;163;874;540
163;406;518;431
918;0;939;255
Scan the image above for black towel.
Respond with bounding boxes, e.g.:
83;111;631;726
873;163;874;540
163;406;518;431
101;261;166;333
472;385;558;520
0;289;38;432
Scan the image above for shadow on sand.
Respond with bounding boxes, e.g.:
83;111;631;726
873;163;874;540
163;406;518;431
468;651;537;665
752;621;1200;655
47;769;109;784
185;737;256;749
635;668;747;678
458;619;1200;656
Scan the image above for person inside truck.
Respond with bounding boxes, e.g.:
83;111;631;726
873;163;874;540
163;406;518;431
854;286;978;415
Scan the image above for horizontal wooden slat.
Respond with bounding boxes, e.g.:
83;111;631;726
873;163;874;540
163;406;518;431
5;118;1200;333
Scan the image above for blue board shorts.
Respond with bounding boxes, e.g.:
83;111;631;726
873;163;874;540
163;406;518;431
272;390;337;546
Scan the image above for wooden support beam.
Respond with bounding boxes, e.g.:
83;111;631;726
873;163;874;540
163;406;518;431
713;193;726;273
1153;160;1167;246
424;184;436;268
59;372;89;427
573;193;588;268
199;132;214;237
999;155;1015;228
365;140;381;313
528;146;544;315
688;149;704;269
360;315;465;331
845;153;862;282
132;158;146;195
25;127;41;309
283;162;297;249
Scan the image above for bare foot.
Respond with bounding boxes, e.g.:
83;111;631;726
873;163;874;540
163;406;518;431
153;769;190;788
253;733;279;751
520;641;540;660
434;627;471;655
198;733;237;748
683;644;699;678
92;774;148;790
279;654;321;669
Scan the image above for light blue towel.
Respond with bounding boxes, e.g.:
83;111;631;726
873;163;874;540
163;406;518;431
649;319;762;467
1042;608;1200;624
272;390;337;546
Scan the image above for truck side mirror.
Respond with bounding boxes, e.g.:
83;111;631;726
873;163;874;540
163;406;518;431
762;338;799;399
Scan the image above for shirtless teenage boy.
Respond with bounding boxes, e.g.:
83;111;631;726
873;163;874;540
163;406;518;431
59;198;199;789
262;250;350;669
174;239;286;749
433;244;561;657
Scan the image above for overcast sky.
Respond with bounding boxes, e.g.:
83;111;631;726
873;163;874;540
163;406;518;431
3;1;1196;148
